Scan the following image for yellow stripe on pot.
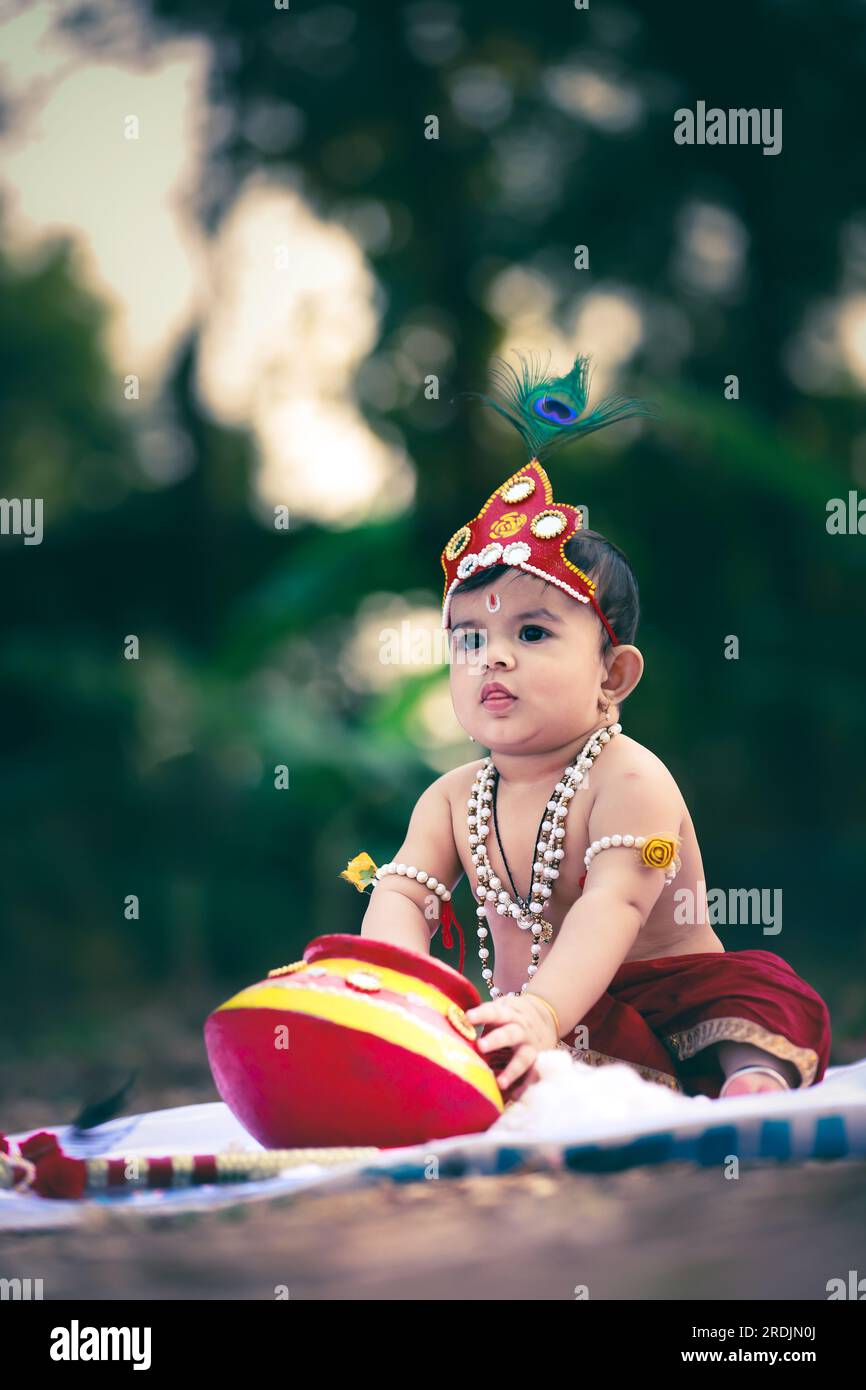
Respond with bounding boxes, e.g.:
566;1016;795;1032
306;956;463;1016
254;956;469;1021
216;983;503;1111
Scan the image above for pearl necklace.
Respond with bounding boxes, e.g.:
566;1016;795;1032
468;721;622;999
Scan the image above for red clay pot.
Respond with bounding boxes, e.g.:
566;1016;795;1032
204;933;505;1149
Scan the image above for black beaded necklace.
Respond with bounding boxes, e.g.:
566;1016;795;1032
490;745;582;907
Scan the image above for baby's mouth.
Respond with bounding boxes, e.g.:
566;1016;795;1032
481;690;517;710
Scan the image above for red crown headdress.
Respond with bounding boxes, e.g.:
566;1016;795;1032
441;351;653;644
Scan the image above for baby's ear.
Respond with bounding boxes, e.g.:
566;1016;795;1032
604;644;644;703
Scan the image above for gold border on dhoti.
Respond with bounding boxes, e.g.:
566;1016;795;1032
665;1015;818;1088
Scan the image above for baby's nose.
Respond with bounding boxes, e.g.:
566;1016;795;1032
484;640;515;668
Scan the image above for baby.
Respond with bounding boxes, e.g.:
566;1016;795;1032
358;355;831;1104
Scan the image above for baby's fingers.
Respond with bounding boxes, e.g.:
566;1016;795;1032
508;1061;542;1101
477;1023;523;1055
465;1001;508;1025
495;1044;535;1093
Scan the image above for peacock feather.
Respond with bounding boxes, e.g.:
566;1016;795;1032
459;349;656;462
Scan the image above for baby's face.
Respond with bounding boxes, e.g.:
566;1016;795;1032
448;570;609;754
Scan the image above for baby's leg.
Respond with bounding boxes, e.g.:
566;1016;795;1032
715;1040;800;1095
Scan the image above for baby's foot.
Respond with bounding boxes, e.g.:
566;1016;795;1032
719;1066;789;1098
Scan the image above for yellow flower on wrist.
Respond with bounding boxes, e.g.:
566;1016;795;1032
339;851;379;892
639;836;677;870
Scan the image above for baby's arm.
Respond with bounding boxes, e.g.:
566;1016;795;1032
360;773;464;955
525;760;683;1038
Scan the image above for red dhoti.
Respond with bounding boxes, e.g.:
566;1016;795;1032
559;950;832;1097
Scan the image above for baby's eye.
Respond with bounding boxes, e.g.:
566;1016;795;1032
519;624;550;642
454;629;485;651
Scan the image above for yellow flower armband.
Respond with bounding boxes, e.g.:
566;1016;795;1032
339;851;379;892
339;851;453;902
583;834;681;884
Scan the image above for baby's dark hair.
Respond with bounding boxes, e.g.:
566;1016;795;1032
452;529;640;653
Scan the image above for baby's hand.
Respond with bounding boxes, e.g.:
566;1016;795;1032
464;995;559;1096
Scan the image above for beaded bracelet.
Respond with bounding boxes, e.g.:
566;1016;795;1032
583;833;681;885
374;862;452;901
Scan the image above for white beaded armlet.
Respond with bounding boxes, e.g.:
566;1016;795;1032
374;862;452;901
584;834;681;885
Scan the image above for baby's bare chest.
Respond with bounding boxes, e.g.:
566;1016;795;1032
450;767;595;933
446;760;711;991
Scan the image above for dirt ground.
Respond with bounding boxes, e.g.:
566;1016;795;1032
3;1005;865;1301
2;1159;864;1300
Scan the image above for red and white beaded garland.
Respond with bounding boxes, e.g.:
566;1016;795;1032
469;721;622;999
